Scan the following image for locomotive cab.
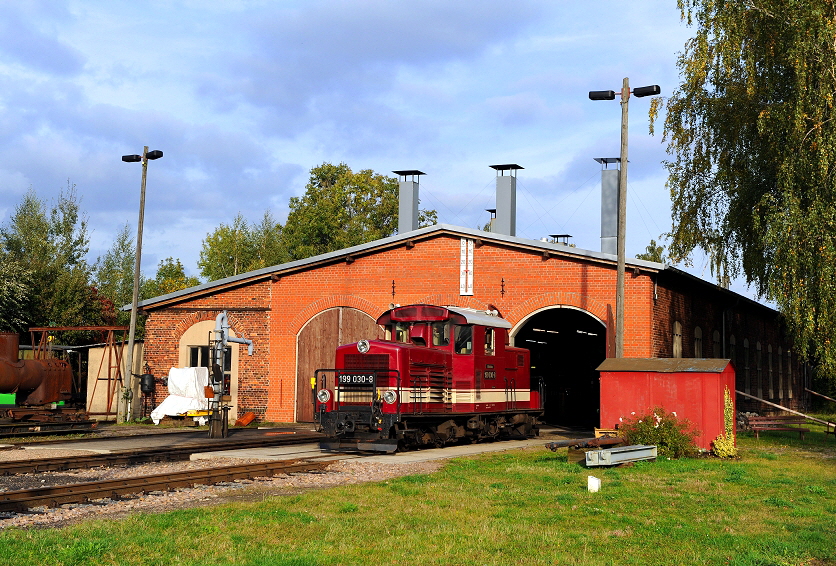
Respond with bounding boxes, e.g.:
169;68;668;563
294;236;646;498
314;304;542;453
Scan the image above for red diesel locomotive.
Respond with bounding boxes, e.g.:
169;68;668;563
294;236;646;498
314;304;543;452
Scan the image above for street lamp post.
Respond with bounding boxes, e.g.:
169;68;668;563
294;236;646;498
589;79;659;358
119;146;163;422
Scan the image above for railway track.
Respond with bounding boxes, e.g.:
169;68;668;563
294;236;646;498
1;432;324;475
0;458;334;513
0;420;98;438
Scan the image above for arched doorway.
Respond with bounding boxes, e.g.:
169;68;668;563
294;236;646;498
512;306;606;428
295;307;379;422
178;319;240;424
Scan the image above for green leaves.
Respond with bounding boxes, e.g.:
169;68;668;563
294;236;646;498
198;212;285;282
662;0;836;375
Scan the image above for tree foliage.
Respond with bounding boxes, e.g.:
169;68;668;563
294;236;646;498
198;212;285;282
93;224;138;327
660;1;836;373
143;258;201;298
0;184;108;333
281;163;436;261
635;239;667;264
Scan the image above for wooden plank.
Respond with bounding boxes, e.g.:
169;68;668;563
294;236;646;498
296;309;340;422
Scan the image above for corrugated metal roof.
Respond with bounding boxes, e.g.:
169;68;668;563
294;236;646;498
445;306;512;329
596;358;732;373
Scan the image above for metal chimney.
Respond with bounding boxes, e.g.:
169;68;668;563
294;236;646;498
489;164;522;237
595;158;620;255
393;170;425;234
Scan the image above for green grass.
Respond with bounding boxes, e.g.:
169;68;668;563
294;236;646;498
1;432;835;565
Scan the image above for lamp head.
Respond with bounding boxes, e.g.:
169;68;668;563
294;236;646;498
589;90;616;101
122;154;142;163
146;150;163;160
633;85;661;97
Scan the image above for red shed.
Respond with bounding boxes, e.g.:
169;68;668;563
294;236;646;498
597;358;736;451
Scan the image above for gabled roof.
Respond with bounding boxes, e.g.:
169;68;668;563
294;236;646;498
128;223;772;316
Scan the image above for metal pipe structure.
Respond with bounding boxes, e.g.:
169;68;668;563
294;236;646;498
0;333;72;406
209;311;254;438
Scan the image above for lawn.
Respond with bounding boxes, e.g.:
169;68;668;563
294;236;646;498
1;429;834;566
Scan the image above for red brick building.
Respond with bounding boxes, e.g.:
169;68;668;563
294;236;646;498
136;223;804;427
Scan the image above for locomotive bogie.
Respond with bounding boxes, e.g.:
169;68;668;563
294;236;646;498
314;304;544;452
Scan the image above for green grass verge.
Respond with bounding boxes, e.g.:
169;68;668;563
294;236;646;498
1;431;835;565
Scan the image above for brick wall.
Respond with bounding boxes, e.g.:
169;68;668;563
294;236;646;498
144;232;797;421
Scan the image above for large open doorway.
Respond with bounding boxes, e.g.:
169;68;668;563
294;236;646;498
512;307;606;428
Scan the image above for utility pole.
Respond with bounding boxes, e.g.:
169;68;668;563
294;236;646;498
616;77;629;358
119;146;163;422
589;80;660;358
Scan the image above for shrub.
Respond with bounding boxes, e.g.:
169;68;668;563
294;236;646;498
618;407;700;458
712;386;738;458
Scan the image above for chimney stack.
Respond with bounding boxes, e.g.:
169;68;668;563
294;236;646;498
393;170;425;234
595;158;620;255
490;164;523;237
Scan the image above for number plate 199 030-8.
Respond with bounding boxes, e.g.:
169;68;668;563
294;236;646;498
339;373;376;385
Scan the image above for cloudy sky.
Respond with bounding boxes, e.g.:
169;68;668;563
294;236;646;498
0;1;755;298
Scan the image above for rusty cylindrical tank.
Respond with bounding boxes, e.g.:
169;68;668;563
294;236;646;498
0;333;73;405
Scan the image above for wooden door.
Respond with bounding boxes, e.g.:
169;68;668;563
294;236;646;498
295;308;378;422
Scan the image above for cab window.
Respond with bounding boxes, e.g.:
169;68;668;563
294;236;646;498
485;327;495;355
394;322;410;343
432;321;451;347
454;325;473;355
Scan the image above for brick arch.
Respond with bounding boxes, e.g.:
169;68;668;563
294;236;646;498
505;292;609;327
172;310;248;339
289;295;382;335
414;294;488;311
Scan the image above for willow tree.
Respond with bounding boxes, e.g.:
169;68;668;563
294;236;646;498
660;1;836;374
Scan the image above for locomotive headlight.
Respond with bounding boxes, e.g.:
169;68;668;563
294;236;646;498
357;339;370;353
382;390;397;404
316;389;331;403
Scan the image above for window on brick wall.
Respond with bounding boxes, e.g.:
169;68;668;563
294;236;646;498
756;341;762;399
694;326;703;358
743;338;750;394
778;346;783;400
189;346;232;395
767;344;773;399
729;335;736;366
713;330;721;357
787;349;793;399
673;321;683;358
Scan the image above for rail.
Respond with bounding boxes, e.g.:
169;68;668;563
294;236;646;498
1;431;323;475
0;459;333;513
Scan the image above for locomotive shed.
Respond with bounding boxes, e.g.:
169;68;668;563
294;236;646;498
127;167;805;431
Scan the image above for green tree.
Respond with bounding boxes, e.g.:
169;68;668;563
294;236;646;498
198;212;285;282
635;239;667;264
281;163;436;261
143;258;201;298
659;1;836;374
93;224;138;326
0;251;31;332
0;184;105;332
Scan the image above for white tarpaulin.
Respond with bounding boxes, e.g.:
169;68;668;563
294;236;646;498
150;367;210;424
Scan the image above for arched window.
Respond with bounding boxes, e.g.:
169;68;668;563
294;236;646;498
713;330;721;358
743;339;750;394
767;344;773;399
729;335;737;366
777;346;783;400
787;349;793;399
673;321;683;358
756;341;763;399
694;326;703;358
